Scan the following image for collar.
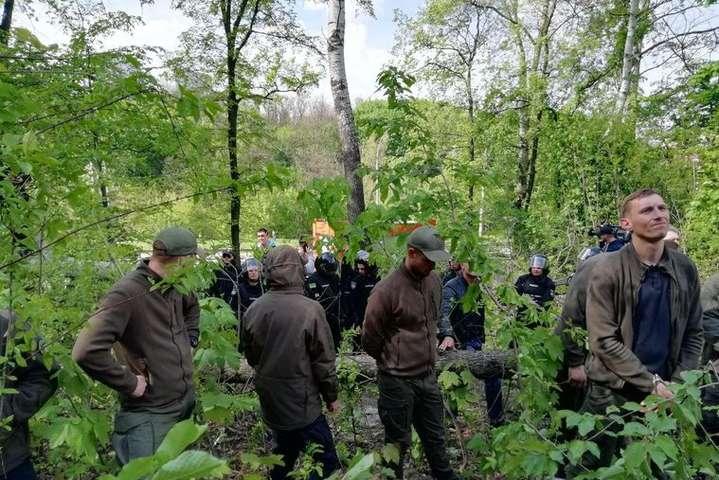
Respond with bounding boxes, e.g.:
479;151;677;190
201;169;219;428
399;259;423;285
624;243;677;282
137;259;163;282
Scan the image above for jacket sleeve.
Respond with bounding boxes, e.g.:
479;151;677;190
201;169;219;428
672;263;704;380
557;291;587;368
0;357;58;429
586;266;654;392
308;307;338;405
439;283;456;340
362;288;388;360
242;308;260;367
183;293;200;345
72;288;138;396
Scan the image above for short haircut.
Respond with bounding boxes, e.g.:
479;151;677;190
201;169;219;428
257;228;268;235
620;188;662;218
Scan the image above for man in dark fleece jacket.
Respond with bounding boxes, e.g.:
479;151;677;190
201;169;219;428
72;227;200;465
1;310;57;480
243;246;339;480
362;226;459;480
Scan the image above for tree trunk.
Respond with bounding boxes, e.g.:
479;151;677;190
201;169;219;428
617;0;639;115
228;350;517;383
227;60;241;259
327;0;365;224
466;71;476;201
0;0;14;46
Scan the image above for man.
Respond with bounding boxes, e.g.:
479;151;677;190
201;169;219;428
237;258;264;317
664;225;681;250
350;251;379;329
243;246;339;480
362;226;459;480
257;228;275;252
555;253;604;414
515;254;555;327
442;263;504;427
208;251;241;316
441;259;461;285
298;238;316;276
598;225;625;252
305;253;344;350
1;310;57;480
700;273;719;440
72;227;200;465
575;189;703;472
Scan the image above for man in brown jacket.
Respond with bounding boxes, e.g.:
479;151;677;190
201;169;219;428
72;227;200;465
243;246;339;480
572;189;703;473
362;226;459;480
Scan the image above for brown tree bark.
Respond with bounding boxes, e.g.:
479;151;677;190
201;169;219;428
327;0;366;223
228;350;517;383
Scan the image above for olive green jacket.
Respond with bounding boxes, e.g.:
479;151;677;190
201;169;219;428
586;243;703;392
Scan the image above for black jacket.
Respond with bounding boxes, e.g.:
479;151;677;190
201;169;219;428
515;273;555;309
209;264;241;314
1;310;58;474
442;276;485;344
238;281;264;315
305;272;343;349
349;271;379;330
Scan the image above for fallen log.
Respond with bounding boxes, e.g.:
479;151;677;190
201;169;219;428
226;350;516;383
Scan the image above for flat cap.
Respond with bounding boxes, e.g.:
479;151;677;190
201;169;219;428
153;227;197;256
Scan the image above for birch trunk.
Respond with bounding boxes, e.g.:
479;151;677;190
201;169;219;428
617;0;640;115
328;0;365;223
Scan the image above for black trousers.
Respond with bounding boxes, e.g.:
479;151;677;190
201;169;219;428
377;371;458;480
1;459;37;480
270;415;339;480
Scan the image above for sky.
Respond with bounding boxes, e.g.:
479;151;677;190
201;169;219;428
13;0;426;101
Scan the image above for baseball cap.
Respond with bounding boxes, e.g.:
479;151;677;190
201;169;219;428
407;226;451;264
153;227;198;256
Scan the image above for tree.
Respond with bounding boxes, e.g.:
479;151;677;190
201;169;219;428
0;0;13;46
327;0;366;223
172;0;321;256
395;1;494;201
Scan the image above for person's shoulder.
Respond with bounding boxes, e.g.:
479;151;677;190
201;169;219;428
111;267;148;296
666;248;699;280
444;275;463;291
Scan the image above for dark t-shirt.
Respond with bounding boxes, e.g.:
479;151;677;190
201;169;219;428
632;266;672;380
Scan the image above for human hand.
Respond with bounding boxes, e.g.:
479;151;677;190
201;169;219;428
652;381;674;400
438;337;455;352
130;375;147;398
568;366;587;387
327;400;340;414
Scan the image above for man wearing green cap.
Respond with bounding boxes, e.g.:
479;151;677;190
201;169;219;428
362;226;459;480
72;227;200;465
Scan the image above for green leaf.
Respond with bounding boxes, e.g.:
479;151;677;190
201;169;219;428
151;450;229;480
381;444;400;465
622;442;647;470
341;452;375;480
115;457;158;480
153;421;207;463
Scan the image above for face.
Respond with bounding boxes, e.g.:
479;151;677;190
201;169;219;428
357;264;367;276
257;231;268;247
530;266;544;276
247;267;260;282
460;263;477;284
407;247;435;278
620;194;669;242
222;255;234;265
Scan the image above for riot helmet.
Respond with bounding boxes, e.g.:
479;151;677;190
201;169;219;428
529;254;549;275
315;252;338;276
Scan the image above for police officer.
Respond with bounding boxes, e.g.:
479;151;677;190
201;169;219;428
305;252;343;350
238;258;264;316
515;254;556;314
208;251;241;315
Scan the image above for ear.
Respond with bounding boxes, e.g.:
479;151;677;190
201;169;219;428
620;217;632;231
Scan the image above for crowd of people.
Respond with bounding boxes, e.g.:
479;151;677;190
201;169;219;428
3;188;719;480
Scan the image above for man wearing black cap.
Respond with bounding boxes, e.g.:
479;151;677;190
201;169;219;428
72;227;200;465
362;226;459;480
